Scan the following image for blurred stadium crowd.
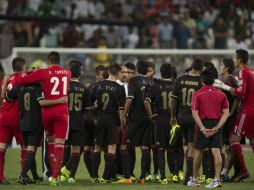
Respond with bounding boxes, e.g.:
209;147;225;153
0;0;254;52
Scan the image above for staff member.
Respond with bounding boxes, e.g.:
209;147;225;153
188;70;229;188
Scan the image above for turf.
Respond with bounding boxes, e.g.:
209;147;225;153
0;148;253;190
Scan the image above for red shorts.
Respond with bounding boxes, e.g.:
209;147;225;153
42;114;69;139
232;112;254;139
0;124;23;145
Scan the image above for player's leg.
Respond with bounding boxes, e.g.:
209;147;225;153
102;144;116;181
211;148;222;181
83;146;93;178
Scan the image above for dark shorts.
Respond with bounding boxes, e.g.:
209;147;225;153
194;119;222;150
178;113;195;144
22;128;43;147
222;114;237;145
83;115;96;146
126;120;151;146
154;113;170;148
94;113;119;147
67;130;83;146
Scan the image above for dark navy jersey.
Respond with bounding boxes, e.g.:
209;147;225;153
171;74;202;115
223;75;239;111
145;79;174;114
91;80;126;114
6;84;44;132
127;75;155;122
68;80;91;131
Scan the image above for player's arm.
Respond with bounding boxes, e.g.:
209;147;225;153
39;96;68;107
229;97;240;117
19;69;44;85
144;85;156;119
232;70;248;97
123;78;134;117
1;74;11;99
5;86;20;101
170;80;180;124
119;86;126;128
83;88;92;112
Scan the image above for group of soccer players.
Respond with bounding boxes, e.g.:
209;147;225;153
0;49;253;188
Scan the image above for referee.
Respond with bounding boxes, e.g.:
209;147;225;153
188;70;229;188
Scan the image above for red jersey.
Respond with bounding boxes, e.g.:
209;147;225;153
19;65;71;116
234;65;254;116
192;85;229;120
0;73;21;125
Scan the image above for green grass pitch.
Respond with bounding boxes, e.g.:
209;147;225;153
0;148;253;190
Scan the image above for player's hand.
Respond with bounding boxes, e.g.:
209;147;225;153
209;127;220;136
213;79;231;91
58;96;68;104
170;116;177;125
202;128;212;138
149;114;158;124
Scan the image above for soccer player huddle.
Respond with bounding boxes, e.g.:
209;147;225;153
0;49;253;188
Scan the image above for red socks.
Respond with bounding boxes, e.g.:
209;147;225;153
0;148;6;180
230;141;247;174
52;143;64;179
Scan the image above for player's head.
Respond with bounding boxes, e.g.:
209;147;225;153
137;60;149;75
118;65;127;83
160;63;172;79
220;58;234;75
235;49;249;67
203;61;218;79
172;66;177;81
95;65;105;82
108;63;121;77
103;66;109;79
201;70;214;85
69;60;82;78
191;58;204;72
47;51;60;65
125;62;136;82
146;62;155;79
12;57;26;72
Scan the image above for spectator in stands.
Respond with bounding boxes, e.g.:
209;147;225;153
158;16;174;48
124;26;139;49
62;24;79;47
105;26;120;48
0;0;8;27
174;18;191;49
0;23;14;74
14;23;28;47
213;17;228;49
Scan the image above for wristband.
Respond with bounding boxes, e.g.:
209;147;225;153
200;127;205;131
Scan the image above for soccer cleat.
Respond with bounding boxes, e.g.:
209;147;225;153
0;178;10;185
18;175;33;185
169;124;181;145
167;173;173;181
232;172;250;182
172;175;179;183
60;166;70;178
138;178;145;184
145;174;153;181
178;170;184;181
130;175;138;181
205;179;222;188
91;177;99;183
98;177;110;183
33;177;43;184
221;174;230;182
48;177;53;182
160;179;168;184
60;175;67;182
183;176;192;185
199;175;206;184
206;178;213;184
187;178;200;187
153;174;160;181
68;178;76;183
50;178;60;186
112;177;132;184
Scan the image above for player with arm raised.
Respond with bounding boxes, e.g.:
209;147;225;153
19;51;71;186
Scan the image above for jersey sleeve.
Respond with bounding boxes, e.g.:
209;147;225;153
5;86;20;101
144;85;156;103
234;69;248;97
83;88;92;110
118;85;126;110
191;92;199;111
19;69;44;85
127;78;135;99
171;78;181;99
36;86;45;101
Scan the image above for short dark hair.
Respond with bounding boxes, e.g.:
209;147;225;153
69;60;82;78
12;57;25;72
172;66;177;80
103;66;109;79
223;58;234;74
47;51;60;64
191;58;204;71
236;49;249;65
160;63;172;79
125;62;136;71
137;60;149;75
148;62;155;70
108;63;121;76
203;61;218;79
201;70;214;85
95;65;106;75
